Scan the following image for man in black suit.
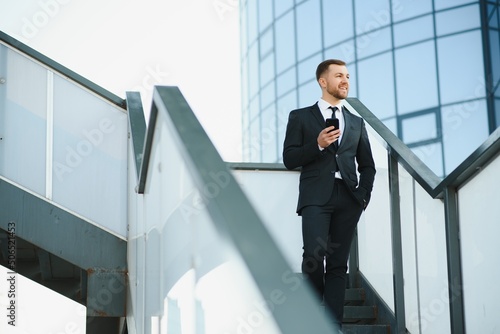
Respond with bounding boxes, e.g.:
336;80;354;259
283;59;376;329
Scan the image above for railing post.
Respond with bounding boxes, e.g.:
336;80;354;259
388;154;407;333
443;187;466;333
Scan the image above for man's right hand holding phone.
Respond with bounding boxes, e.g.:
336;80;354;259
318;121;341;149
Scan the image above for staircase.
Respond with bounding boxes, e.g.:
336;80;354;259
342;286;390;333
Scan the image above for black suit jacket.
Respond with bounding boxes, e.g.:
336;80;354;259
283;103;376;215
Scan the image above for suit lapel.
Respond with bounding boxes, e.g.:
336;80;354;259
310;103;324;127
338;106;353;151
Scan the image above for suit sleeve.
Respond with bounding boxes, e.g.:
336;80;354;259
282;110;323;170
355;120;376;203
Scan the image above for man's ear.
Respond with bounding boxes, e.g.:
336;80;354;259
318;77;326;88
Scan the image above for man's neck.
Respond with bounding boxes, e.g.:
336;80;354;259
321;96;343;106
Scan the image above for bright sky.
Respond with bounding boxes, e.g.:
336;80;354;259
0;0;242;161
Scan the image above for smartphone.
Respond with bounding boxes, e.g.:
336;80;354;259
325;118;339;132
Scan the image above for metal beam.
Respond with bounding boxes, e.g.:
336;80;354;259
443;187;465;334
388;154;407;333
0;178;127;316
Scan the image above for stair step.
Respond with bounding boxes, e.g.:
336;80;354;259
342;324;390;334
343;305;377;322
344;288;365;304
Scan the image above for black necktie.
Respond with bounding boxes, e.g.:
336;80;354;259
329;106;339;150
330;106;338;120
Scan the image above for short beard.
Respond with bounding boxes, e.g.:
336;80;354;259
327;87;348;100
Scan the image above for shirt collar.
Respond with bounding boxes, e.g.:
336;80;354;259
318;98;344;116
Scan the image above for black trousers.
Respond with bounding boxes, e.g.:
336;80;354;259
301;179;364;327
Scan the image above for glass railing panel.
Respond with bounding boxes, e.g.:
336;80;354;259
232;169;302;272
0;40;128;238
51;74;127;237
414;181;450;334
0;44;47;194
459;154;500;333
357;125;395;311
399;166;450;334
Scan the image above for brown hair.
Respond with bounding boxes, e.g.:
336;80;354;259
316;59;347;81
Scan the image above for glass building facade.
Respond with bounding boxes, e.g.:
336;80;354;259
240;0;500;177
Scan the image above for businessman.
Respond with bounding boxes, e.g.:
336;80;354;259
283;59;376;329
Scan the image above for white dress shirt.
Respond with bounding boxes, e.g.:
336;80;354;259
318;98;345;179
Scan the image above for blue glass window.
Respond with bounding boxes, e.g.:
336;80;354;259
437;30;485;105
296;0;322;61
357;53;396;120
434;0;477;11
277;67;297;97
260;53;275;87
392;0;433;23
356;27;392;59
247;0;258;43
441;99;489;174
261;105;278;162
326;40;356;64
258;0;273;31
241;58;249;107
395;41;439;114
277;89;298;130
275;0;294;18
277;90;298;157
275;11;296;74
488;4;499;29
412;142;444;177
298;80;319;106
249;117;261;161
436;4;481;36
394;15;434;48
354;0;391;35
249;96;260;121
382;117;398;134
490;29;500;91
260;81;276;109
322;0;354;48
248;44;259;99
260;28;274;58
401;111;438;144
298;53;322;84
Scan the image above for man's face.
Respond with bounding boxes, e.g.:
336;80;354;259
321;64;350;100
